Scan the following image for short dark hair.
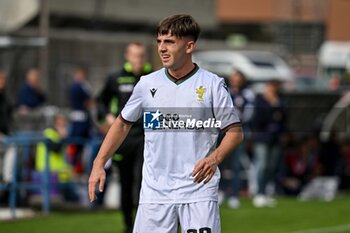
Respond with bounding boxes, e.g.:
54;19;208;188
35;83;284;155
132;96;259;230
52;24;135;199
125;41;145;52
156;14;200;42
232;69;247;81
75;66;88;75
127;41;144;47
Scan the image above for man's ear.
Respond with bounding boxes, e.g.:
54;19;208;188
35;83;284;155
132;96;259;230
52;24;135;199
186;41;196;54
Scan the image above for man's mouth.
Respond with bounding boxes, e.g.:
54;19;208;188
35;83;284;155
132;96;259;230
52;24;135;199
161;55;170;61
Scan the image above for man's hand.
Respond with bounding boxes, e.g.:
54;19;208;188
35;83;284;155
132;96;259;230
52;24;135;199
191;126;244;184
88;165;106;202
87;117;132;202
192;155;219;184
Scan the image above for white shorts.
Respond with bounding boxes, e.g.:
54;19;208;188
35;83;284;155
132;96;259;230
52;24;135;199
133;201;220;233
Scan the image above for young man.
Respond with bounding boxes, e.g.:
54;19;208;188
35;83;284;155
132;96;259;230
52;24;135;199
89;14;243;233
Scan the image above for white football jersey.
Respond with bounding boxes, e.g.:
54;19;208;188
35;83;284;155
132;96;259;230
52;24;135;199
120;65;240;204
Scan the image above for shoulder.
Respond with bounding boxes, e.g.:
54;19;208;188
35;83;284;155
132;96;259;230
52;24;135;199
70;81;80;87
279;94;287;106
197;67;226;87
197;67;222;80
198;68;228;92
138;68;165;84
255;94;266;105
20;83;29;91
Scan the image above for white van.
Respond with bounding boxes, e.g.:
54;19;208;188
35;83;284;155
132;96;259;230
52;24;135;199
192;50;294;82
318;41;350;81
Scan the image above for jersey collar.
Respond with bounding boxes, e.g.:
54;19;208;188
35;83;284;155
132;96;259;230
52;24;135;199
165;63;199;85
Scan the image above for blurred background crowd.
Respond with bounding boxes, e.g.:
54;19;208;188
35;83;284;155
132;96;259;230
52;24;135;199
1;0;350;221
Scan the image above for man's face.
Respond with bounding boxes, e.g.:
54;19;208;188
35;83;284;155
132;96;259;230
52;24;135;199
229;72;245;89
55;115;66;128
265;81;280;95
74;69;87;81
125;44;146;74
27;69;40;88
157;33;194;70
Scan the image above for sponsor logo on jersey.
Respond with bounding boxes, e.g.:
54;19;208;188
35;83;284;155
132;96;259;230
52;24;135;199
143;110;162;129
196;86;206;102
143;109;221;130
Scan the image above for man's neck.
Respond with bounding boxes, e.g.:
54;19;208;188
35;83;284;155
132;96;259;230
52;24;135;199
167;62;195;79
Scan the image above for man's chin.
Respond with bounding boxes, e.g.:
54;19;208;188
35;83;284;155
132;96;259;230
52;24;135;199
162;63;171;69
161;60;172;68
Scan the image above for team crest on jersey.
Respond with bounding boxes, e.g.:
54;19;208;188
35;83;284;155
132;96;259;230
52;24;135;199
196;86;206;103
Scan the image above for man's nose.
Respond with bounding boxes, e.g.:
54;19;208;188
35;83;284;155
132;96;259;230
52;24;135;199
158;43;166;51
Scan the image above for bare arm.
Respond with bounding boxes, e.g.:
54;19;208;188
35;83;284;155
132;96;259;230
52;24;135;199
88;116;132;202
192;126;244;184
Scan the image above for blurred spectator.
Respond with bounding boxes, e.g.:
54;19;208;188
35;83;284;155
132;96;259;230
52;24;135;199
328;74;341;91
0;69;13;137
67;67;93;174
338;139;350;190
296;135;341;202
252;80;287;207
97;42;151;233
280;136;320;196
35;114;79;202
17;68;46;113
218;70;255;209
319;133;342;177
0;69;14;203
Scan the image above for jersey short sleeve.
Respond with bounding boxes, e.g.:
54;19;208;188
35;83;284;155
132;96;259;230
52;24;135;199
120;78;144;123
212;78;241;131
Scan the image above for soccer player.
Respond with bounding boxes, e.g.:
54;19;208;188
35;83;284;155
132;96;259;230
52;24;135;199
89;14;244;233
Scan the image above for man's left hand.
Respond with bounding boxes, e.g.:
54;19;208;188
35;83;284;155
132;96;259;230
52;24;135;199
191;155;218;184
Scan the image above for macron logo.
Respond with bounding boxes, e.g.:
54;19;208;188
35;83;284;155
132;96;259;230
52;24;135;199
150;88;157;97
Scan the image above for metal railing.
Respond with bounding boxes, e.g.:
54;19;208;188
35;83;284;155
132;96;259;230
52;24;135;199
0;131;102;219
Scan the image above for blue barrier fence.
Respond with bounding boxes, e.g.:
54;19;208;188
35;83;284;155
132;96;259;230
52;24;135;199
0;132;102;219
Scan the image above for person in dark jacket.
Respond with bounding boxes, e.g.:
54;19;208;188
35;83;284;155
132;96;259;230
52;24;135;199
97;42;151;233
67;67;93;174
17;68;46;112
0;70;13;136
252;80;287;207
218;70;255;209
0;69;13;202
69;67;93;138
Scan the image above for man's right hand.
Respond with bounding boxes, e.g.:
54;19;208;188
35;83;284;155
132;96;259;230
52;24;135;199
88;117;132;202
88;165;106;202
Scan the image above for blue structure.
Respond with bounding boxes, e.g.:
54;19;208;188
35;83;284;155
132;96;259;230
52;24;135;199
0;132;101;219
